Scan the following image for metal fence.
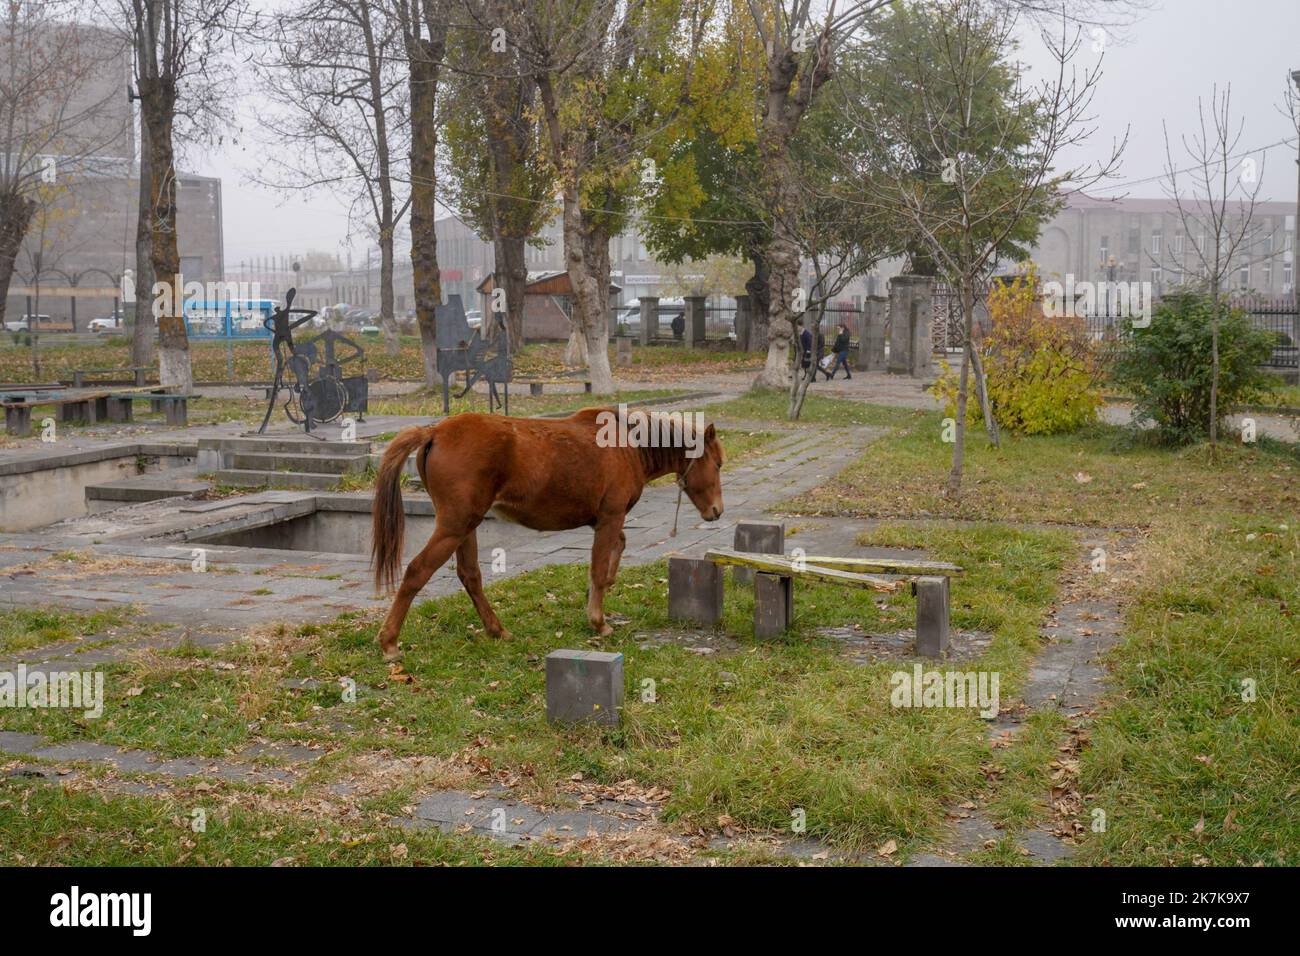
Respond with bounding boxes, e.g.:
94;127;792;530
930;287;1298;369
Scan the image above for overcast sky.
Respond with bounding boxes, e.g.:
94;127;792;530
190;0;1300;268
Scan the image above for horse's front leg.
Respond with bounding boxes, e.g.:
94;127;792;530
587;517;625;637
456;528;510;639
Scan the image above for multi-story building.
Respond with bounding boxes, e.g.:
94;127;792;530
3;22;224;328
1029;194;1297;296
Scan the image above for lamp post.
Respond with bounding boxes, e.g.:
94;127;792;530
1099;255;1122;328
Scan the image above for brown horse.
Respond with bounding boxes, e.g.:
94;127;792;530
370;408;725;661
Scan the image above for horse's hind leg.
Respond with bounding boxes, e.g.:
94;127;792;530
587;519;625;637
456;529;510;639
376;527;463;662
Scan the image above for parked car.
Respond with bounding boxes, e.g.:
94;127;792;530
5;314;52;332
88;316;123;333
465;309;483;330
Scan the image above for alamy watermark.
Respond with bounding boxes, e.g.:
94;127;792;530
595;404;707;458
0;666;104;719
1041;275;1152;329
150;275;264;317
890;664;1000;719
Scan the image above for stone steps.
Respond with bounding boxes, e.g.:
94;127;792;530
229;451;368;475
198;436;372;457
214;468;346;490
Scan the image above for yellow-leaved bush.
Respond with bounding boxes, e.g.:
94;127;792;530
931;266;1103;435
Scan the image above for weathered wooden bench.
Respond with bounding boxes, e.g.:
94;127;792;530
106;391;200;426
518;378;594;396
1;386;194;435
71;366;151;388
668;532;963;657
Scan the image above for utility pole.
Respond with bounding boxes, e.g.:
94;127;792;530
1292;70;1300;297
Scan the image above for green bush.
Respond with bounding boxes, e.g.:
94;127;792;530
1112;292;1275;445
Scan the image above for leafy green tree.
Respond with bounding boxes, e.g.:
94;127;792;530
1113;292;1275;446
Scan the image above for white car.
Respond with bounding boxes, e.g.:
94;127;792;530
88;317;121;333
5;314;50;332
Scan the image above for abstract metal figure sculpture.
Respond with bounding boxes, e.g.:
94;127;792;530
435;294;512;414
258;287;372;435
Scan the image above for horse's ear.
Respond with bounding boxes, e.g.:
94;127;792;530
704;423;715;443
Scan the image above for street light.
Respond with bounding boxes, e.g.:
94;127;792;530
1291;69;1300;296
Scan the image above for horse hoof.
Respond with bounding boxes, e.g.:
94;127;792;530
381;646;402;663
492;628;512;640
595;623;613;638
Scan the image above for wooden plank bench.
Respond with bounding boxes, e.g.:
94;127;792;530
0;386;187;435
517;378;593;396
667;544;963;657
106;391;200;426
71;366;151;388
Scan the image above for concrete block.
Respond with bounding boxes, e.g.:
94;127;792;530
913;575;950;658
545;650;624;726
733;519;785;586
4;405;31;437
668;556;725;624
753;572;793;639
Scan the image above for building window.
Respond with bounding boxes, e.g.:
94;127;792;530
1150;266;1162;287
1099;236;1109;264
1171;233;1184;256
1238;263;1250;288
1151;233;1161;255
1284;261;1293;292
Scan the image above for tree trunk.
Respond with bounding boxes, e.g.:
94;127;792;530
378;229;400;356
745;249;770;352
1209;285;1220;453
405;32;444;390
945;282;977;498
495;233;527;350
970;343;1000;447
139;77;190;393
0;191;36;330
132;106;155;371
555;186;613;393
755;175;800;388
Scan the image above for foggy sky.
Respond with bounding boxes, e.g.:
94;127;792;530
187;0;1300;268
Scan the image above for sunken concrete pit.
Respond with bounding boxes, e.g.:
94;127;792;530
185;494;437;560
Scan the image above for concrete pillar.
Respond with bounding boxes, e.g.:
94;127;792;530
668;556;725;624
638;296;659;346
910;281;935;377
733;520;785;586
545;649;624;726
734;295;752;351
887;277;915;374
684;296;707;348
858;296;888;371
889;276;934;377
754;573;793;639
615;336;633;367
913;576;950;658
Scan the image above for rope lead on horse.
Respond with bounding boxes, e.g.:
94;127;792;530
671;455;698;538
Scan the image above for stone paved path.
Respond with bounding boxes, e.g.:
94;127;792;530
905;533;1130;867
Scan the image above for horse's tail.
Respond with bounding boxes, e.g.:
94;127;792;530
371;425;435;592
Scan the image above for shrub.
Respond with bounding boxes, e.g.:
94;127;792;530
932;267;1104;435
1111;291;1275;446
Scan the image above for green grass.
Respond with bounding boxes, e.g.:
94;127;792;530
0;607;136;655
790;412;1300;528
0;780;580;866
1074;512;1299;866
0;526;1069;854
706;389;919;428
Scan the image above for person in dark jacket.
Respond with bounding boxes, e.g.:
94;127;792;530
827;322;852;379
670;311;685;340
799;322;814;376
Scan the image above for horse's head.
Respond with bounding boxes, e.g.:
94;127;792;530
680;423;724;521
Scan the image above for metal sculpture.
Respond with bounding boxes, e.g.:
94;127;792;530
436;294;512;414
258;287;372;435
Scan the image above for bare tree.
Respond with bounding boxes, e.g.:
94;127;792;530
0;2;126;332
843;0;1122;498
742;0;890;389
390;0;448;388
114;0;248;391
256;0;410;356
512;0;711;394
1159;84;1275;452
